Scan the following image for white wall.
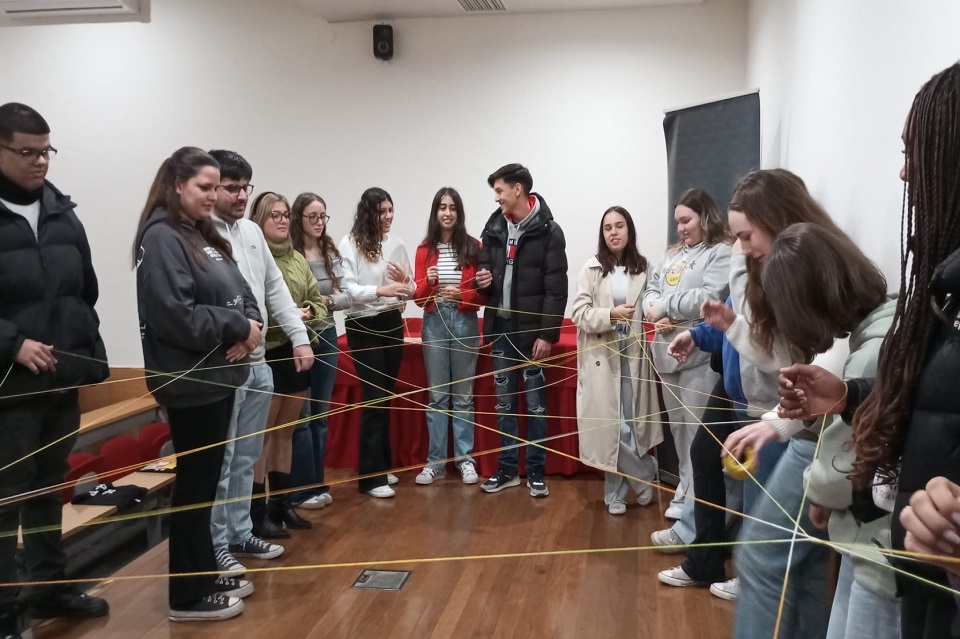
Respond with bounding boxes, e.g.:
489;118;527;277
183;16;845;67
748;0;960;282
0;0;748;366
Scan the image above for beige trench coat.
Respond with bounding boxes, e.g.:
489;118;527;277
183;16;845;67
571;256;663;472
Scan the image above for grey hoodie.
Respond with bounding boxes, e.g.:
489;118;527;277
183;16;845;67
644;241;732;373
136;209;261;408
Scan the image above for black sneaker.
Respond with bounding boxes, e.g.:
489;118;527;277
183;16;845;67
169;593;244;622
29;587;109;619
215;548;247;576
480;469;521;493
213;576;254;599
229;535;284;559
527;473;549;498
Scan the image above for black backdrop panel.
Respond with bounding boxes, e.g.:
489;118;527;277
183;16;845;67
663;92;761;245
656;92;760;487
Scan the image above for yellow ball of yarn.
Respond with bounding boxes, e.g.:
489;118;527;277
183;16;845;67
723;446;757;481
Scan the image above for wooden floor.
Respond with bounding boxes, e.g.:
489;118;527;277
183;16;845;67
35;470;733;639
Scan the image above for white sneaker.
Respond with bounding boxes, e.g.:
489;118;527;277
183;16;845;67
658;565;700;587
664;504;683;520
637;485;653;507
367;485;395;499
415;468;440;485
710;577;740;601
608;501;627;515
650;528;687;554
318;492;333;506
459;461;479;485
387;473;399;485
298;495;325;510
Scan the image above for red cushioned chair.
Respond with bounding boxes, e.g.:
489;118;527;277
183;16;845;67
138;421;171;463
99;435;142;483
64;453;103;503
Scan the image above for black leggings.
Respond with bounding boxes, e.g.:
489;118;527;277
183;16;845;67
166;394;233;607
682;379;750;583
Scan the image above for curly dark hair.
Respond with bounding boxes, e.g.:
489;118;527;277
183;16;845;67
350;187;392;262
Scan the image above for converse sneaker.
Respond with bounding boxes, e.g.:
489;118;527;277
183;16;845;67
527;473;549;498
480;468;521;493
367;485;396;499
710;577;740;601
215;548;246;576
229;535;284;559
387;473;399;485
213;576;254;599
608;501;627;515
459;461;479;485
298;495;325;509
169;593;244;622
650;528;687;554
415;467;441;485
657;565;702;587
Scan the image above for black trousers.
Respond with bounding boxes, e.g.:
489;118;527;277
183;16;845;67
682;379;750;583
166;395;233;607
345;310;404;493
0;392;78;615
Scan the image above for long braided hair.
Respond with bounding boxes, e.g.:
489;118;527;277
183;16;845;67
851;62;960;488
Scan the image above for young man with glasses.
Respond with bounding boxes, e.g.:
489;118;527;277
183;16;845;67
0;103;110;638
475;163;568;498
207;150;313;576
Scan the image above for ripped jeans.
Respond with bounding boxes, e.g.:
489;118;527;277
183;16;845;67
490;318;548;476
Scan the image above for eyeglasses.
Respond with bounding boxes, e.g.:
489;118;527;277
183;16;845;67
0;144;57;161
268;211;290;222
305;213;330;224
218;183;254;196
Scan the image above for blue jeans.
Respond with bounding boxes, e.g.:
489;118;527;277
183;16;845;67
291;326;338;502
826;556;901;639
421;302;479;473
490;318;547;476
210;363;273;549
733;438;831;639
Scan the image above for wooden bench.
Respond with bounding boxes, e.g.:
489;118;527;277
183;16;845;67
76;368;160;450
18;469;176;549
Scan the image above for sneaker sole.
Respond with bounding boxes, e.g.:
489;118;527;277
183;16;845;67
231;548;283;560
169;600;244;621
657;572;701;587
528;485;550;498
461;475;479;485
709;584;739;601
415;475;444;485
297;501;325;510
217;566;247;577
480;476;521;493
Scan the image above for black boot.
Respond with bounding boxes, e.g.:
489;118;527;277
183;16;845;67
267;471;311;530
251;481;290;540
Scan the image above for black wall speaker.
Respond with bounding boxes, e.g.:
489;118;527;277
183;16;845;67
373;24;393;61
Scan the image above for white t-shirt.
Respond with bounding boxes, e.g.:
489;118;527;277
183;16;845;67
1;197;40;239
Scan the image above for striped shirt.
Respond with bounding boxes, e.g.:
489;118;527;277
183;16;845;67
436;243;461;287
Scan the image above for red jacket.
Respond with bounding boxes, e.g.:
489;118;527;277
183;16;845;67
414;240;486;314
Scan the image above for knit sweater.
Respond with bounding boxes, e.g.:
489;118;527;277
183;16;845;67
264;240;326;351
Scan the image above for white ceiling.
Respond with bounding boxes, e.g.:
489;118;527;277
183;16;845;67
296;0;701;24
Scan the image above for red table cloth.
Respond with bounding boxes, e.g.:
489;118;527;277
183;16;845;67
325;318;591;477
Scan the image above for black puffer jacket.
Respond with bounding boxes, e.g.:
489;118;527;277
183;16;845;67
891;246;960;637
477;194;568;350
0;182;108;405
